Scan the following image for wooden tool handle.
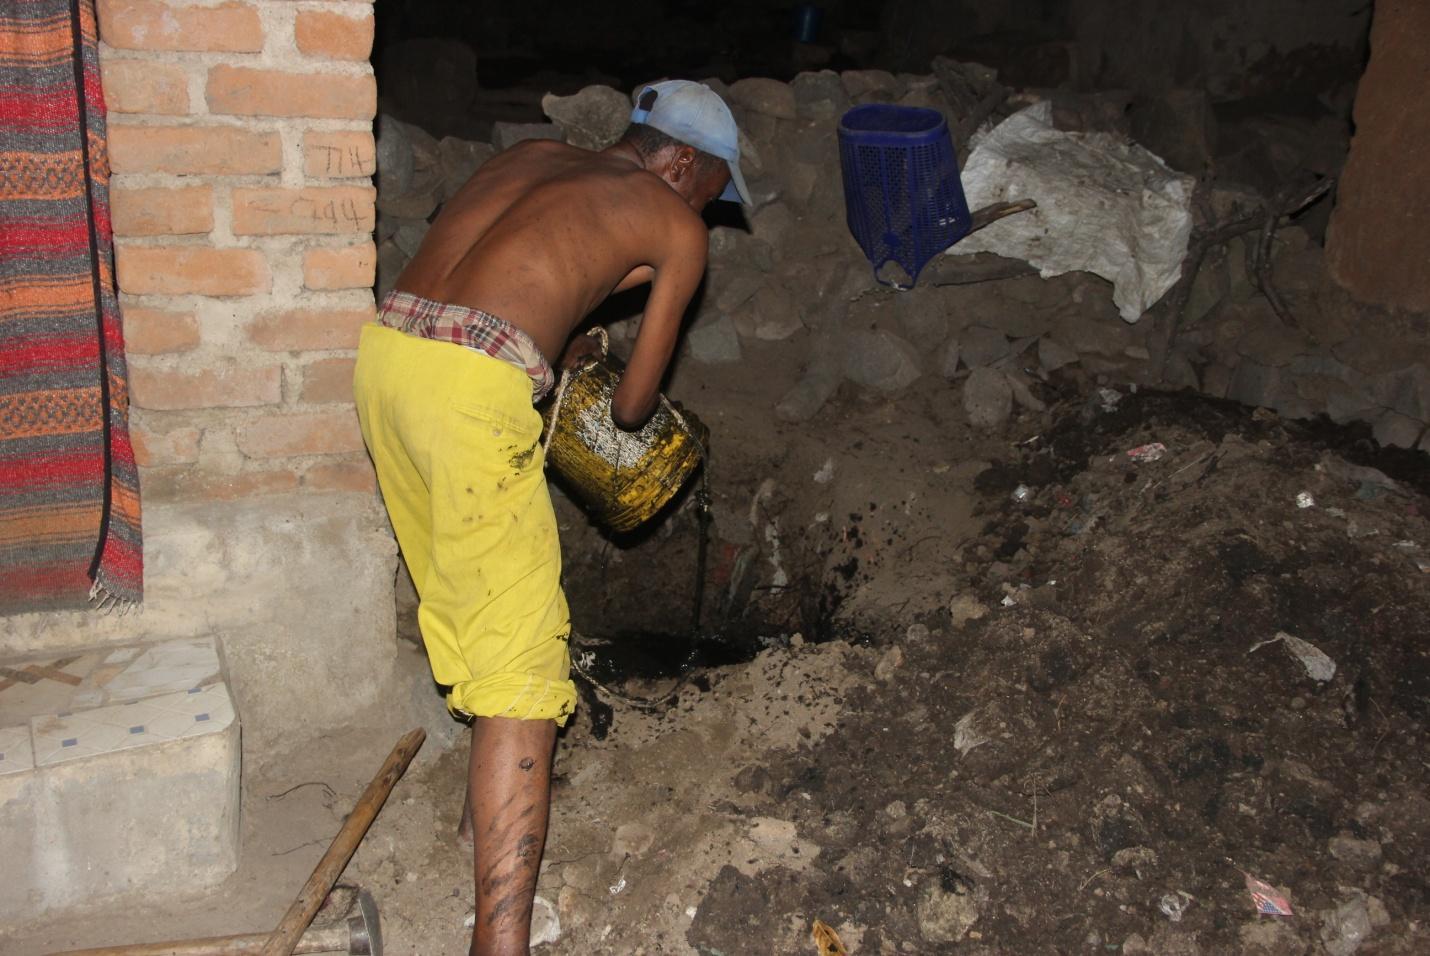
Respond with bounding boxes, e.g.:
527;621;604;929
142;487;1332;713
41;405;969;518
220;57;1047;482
50;923;346;955
259;728;426;956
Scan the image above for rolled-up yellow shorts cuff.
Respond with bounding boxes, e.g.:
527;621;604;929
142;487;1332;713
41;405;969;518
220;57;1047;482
449;672;578;726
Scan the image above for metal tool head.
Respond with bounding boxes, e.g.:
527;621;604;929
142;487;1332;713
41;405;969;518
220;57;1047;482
347;887;382;956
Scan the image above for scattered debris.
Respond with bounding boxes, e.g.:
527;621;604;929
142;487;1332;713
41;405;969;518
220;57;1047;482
1158;890;1194;922
1296;491;1316;509
1242;872;1294;917
1127;442;1168;463
811;919;850;955
1250;631;1337;682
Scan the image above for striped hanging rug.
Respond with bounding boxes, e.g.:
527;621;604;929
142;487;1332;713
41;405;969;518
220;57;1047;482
0;0;142;612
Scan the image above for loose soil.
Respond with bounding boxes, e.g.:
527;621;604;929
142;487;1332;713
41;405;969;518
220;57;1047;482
9;366;1427;955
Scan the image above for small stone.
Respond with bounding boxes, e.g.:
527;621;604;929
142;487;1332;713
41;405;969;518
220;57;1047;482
1320;894;1375;956
686;315;742;364
1037;336;1079;372
958;326;1012;367
1238;920;1305;956
612;822;656;858
541;85;630;150
729;77;797;119
906;623;930;643
491;122;565;152
844;330;922;393
530;895;561;946
874;646;904;681
1327;832;1382;868
916;880;980;944
963;367;1013;430
948;594;988;627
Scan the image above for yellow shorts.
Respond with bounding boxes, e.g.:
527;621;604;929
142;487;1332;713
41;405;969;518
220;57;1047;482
353;324;576;724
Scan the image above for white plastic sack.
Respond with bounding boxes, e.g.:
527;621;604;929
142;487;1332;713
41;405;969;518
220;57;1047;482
947;102;1195;322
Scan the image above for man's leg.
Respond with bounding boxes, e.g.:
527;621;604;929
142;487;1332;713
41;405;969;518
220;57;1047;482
468;715;556;956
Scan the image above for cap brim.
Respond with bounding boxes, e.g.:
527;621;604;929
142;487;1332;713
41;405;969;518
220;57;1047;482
719;160;751;205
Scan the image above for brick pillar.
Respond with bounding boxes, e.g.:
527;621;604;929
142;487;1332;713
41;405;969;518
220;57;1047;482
97;0;379;501
1325;0;1430;313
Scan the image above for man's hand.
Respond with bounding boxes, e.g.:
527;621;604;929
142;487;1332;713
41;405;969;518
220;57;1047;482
558;332;605;371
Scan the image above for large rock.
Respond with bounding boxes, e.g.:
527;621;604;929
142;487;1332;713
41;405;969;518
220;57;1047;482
844;330;922;393
963;367;1013;429
791;70;849;119
542;85;631;151
730;77;797;120
840;69;900;101
375;115;415;196
438;137;495;198
958;325;1012;367
1326;0;1430;311
752;286;803;341
776;341;843;422
894;288;951;345
686;316;742;365
492;122;565;152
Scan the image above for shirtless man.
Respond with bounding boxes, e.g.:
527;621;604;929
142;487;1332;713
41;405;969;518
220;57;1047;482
353;81;748;955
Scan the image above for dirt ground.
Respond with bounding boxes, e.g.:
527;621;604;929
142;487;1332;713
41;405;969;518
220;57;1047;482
9;329;1429;954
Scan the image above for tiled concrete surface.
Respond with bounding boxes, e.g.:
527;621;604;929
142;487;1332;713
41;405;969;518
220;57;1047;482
0;636;240;923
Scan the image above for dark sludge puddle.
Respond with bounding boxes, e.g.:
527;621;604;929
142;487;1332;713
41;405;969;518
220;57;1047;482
568;578;862;739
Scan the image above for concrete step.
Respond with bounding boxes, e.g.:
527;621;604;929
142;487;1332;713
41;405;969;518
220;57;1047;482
0;636;240;923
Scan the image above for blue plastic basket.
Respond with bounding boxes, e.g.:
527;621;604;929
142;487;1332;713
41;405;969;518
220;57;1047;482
837;104;971;288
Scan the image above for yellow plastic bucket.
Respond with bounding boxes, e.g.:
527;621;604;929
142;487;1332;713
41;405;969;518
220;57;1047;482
541;332;708;533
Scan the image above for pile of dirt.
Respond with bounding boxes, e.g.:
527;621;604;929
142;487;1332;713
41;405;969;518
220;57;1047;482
364;384;1428;954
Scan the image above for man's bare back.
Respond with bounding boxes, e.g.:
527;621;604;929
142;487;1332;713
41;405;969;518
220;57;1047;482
395;138;724;427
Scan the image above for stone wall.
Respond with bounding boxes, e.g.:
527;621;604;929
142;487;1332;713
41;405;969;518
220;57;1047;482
2;1;400;753
377;68;1429;453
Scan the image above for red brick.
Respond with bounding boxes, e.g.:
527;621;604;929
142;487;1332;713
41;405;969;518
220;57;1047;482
101;60;189;115
302;131;377;179
299;357;357;404
121;306;200;354
142;465;300;502
232;186;375;236
248;307;372;351
295;9;374;61
98;0;263;53
207;66;376;120
303;458;377;493
111;184;213;237
302;242;376;290
109;125;281;176
131;424;201;466
116;246;270;296
237;410;365;458
130;363;282;411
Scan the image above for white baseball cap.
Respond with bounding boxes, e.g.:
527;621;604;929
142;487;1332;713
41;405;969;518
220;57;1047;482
630;80;751;205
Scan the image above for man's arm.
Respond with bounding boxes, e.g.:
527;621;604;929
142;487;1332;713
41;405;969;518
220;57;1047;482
610;218;707;429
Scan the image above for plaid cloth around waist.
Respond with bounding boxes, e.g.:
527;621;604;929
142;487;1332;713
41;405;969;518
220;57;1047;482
376;291;556;402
